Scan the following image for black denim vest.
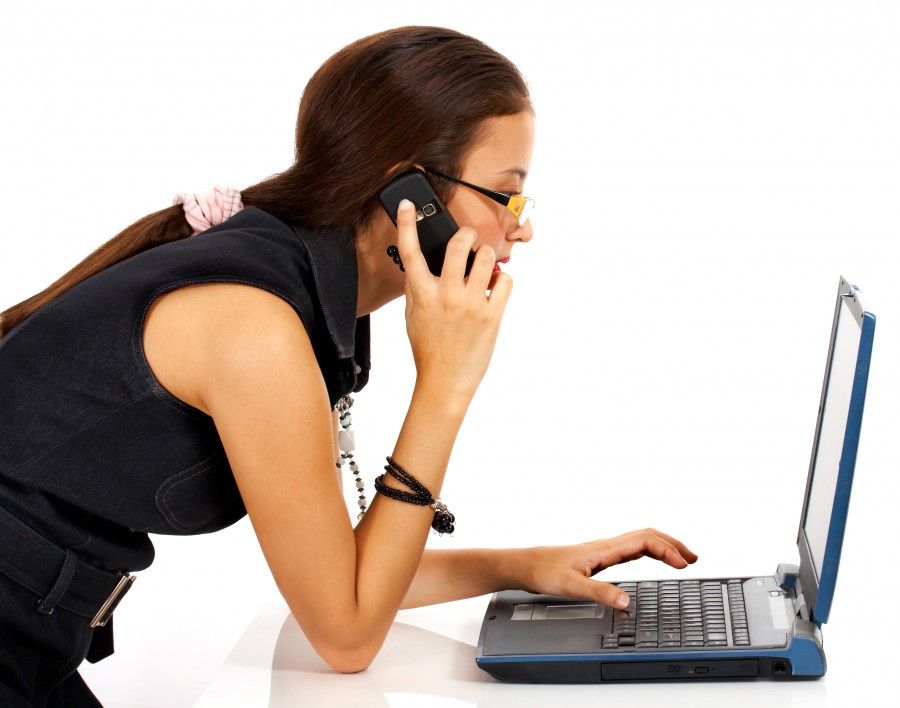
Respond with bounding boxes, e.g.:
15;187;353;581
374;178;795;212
0;206;370;575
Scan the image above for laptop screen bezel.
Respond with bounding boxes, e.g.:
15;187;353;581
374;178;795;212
796;275;875;626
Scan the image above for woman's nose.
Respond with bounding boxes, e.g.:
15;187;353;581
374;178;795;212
509;219;533;243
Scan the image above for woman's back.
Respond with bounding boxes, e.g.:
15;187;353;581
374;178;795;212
0;206;371;574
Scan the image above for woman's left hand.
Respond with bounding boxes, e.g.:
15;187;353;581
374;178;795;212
512;528;700;610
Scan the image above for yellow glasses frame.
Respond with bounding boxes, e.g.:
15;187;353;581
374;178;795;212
422;167;534;226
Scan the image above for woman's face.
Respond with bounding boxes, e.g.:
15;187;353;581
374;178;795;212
443;110;535;266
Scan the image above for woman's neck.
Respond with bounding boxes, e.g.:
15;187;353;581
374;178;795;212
354;209;406;318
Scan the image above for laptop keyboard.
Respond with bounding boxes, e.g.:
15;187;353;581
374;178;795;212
604;579;751;650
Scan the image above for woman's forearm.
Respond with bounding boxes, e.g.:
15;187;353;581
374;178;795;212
399;547;525;610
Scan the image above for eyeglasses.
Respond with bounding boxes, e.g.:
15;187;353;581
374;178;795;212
422;166;535;226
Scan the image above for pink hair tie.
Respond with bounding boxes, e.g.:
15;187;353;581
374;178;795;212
172;184;244;235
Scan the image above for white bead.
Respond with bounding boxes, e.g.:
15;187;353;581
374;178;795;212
339;429;355;452
358;497;367;508
356;480;364;491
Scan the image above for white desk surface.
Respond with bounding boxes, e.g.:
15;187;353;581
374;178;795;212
191;596;882;708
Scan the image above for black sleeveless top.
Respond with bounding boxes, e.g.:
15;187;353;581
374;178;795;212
0;206;371;574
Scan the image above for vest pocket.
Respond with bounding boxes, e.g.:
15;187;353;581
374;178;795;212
154;452;240;533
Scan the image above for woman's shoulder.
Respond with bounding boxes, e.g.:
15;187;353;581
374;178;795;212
142;281;318;418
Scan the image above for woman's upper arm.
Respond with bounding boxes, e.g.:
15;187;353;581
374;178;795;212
196;284;363;671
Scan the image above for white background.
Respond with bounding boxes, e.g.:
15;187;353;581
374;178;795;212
1;1;897;705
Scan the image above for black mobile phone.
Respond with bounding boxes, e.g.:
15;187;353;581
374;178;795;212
378;169;476;277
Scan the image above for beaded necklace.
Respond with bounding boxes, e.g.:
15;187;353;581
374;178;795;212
334;394;367;520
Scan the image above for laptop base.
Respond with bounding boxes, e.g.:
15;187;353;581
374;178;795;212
475;563;826;682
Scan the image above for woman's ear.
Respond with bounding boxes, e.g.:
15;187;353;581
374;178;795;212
383;161;420;181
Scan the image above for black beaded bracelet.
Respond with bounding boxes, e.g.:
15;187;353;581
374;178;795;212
382;458;430;497
373;456;456;536
374;474;428;505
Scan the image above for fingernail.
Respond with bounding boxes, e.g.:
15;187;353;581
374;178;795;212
616;594;630;608
398;199;413;212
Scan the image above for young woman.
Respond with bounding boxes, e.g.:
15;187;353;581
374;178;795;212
0;25;698;706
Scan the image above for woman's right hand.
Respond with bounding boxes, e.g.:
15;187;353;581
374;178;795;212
395;199;513;399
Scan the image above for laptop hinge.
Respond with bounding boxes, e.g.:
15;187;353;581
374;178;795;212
792;580;810;621
776;562;810;621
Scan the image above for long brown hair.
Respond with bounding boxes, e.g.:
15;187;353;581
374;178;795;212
0;25;532;339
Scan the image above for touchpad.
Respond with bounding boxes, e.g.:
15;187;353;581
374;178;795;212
511;602;608;620
546;604;601;619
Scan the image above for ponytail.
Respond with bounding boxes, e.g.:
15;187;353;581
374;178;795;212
0;204;194;339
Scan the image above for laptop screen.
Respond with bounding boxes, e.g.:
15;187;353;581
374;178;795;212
802;294;863;581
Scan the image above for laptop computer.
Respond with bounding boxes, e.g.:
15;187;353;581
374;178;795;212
475;275;875;682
